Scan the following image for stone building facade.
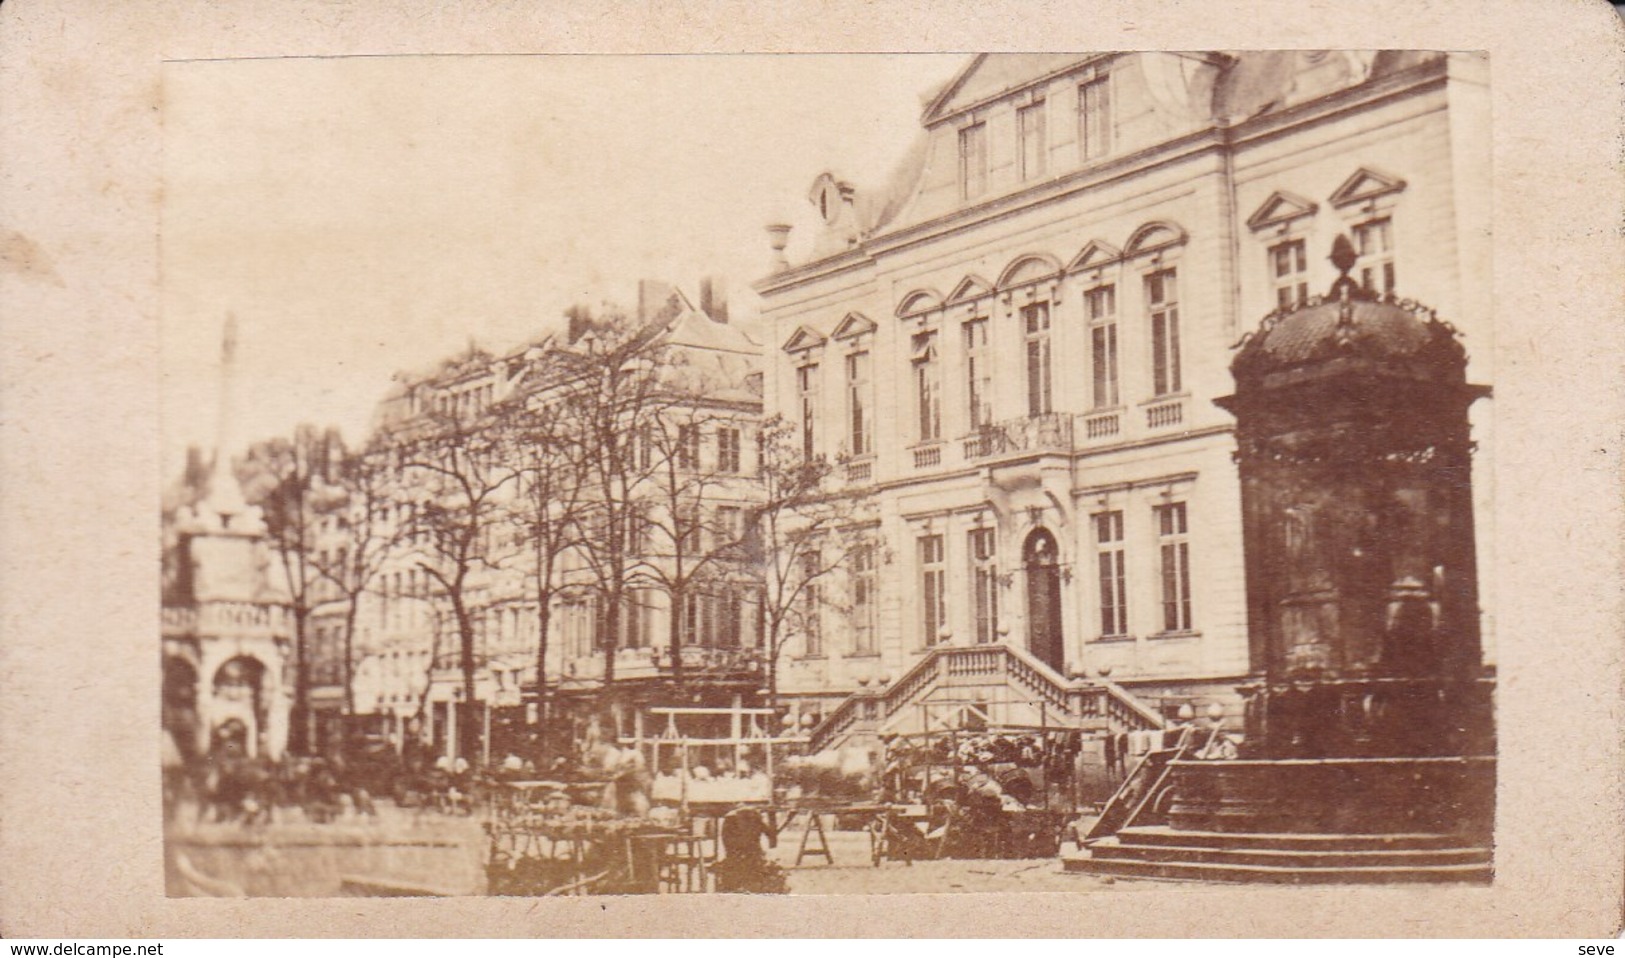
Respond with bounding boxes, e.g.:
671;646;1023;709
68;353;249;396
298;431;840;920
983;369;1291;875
324;284;768;759
755;51;1492;725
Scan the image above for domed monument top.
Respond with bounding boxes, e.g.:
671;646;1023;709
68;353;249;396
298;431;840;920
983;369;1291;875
1230;234;1469;390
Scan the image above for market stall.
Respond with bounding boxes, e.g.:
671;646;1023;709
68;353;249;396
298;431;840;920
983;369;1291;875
869;707;1088;863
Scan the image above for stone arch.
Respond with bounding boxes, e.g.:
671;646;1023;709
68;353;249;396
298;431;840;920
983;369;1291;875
895;289;943;319
996;253;1063;291
1124;220;1189;259
211;655;270;758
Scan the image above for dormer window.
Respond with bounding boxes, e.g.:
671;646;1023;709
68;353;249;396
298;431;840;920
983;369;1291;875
1078;74;1112;161
959;123;988;200
1018;101;1047;181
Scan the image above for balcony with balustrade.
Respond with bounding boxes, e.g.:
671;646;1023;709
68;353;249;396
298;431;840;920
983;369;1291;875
960;412;1074;464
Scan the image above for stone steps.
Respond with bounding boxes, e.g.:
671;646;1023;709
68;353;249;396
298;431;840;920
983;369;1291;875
1065;827;1492;884
1115;825;1472;852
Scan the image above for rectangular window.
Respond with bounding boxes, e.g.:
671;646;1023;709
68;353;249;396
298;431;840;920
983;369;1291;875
958;123;988;200
1078;75;1112;161
1087;285;1119;408
1147;269;1182;396
801;551;823;656
963;318;992;429
565;597;594;658
851;543;877;655
716;505;743;552
913;333;941;441
1353;218;1396;295
1270;239;1309;310
717;426;741;474
1023;302;1053;416
676;423;701;470
1018;101;1046;181
969;527;1000;645
624;511;645;555
680;592;706;647
1094;511;1128;637
797;364;819;460
678;507;700;556
846;351;872;456
1156;502;1192;633
720;590;744;648
637;423;654;471
623;589;648;648
919;534;946;647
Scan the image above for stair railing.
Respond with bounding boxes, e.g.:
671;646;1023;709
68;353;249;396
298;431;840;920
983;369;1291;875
806;643;1168;754
1083;726;1195;843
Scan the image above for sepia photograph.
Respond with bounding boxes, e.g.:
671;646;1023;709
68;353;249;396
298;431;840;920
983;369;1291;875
2;0;1622;940
158;49;1502;898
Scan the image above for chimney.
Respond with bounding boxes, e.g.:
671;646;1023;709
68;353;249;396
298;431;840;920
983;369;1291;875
638;279;676;325
699;276;729;324
839;182;859;247
564;304;593;344
766;224;792;272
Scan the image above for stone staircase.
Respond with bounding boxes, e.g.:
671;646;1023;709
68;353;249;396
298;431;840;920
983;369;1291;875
1065;736;1495;884
804;643;1164;756
1072;827;1491;884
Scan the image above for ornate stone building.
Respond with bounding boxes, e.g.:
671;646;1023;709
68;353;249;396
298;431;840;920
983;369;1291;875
756;51;1492;736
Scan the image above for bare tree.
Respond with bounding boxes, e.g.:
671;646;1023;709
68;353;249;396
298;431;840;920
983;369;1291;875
494;378;591;750
546;308;671;695
748;415;876;708
639;401;758;689
236;423;345;754
308;439;403;720
388;396;521;767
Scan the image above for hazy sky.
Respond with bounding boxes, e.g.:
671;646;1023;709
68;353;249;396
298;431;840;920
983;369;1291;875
161;53;963;471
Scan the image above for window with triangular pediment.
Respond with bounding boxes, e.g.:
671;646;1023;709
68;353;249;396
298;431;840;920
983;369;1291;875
945;275;994;307
781;325;827;355
1246;190;1319;232
1067;239;1122;274
1329;167;1407;210
831;312;877;341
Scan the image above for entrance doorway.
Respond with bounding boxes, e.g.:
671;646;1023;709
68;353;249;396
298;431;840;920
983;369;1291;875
1023;528;1065;673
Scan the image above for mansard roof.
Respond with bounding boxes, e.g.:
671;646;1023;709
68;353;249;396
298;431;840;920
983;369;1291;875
921;53;1108;125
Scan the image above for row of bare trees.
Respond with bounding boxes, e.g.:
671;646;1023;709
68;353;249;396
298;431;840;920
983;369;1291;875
234;306;870;764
